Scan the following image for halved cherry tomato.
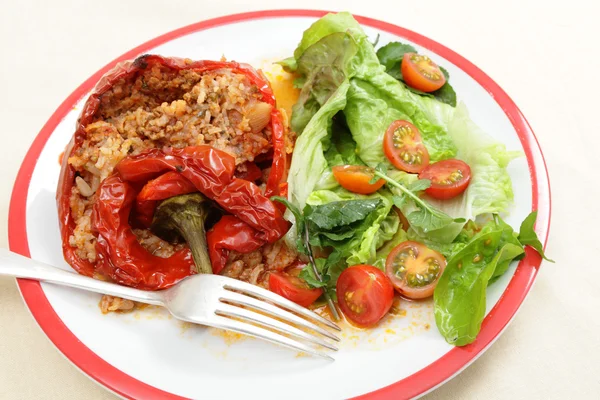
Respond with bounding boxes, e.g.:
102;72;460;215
385;241;446;299
383;120;430;173
336;265;394;327
332;165;385;194
401;53;446;93
419;159;471;200
269;272;322;308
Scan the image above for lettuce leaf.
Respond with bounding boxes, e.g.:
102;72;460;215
287;81;350;209
291;32;358;133
406;103;521;243
292;12;366;61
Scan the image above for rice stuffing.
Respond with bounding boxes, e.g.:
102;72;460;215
67;63;274;263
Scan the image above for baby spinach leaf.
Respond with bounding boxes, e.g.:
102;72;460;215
376;42;417;70
434;217;525;346
517;211;554;262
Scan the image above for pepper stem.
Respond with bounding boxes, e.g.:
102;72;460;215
151;194;213;275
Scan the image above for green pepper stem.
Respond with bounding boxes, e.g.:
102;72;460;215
174;211;212;275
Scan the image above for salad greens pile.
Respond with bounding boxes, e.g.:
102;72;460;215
278;12;551;345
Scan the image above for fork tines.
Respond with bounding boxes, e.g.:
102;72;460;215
214;278;341;360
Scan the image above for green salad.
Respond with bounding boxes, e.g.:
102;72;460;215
275;12;551;346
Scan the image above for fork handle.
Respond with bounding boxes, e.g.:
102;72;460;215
0;248;164;306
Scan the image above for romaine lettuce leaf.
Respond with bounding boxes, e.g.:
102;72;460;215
407;103;521;243
292;12;366;61
287;81;350;209
291;32;358;133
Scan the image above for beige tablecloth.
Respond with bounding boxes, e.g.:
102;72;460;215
1;0;598;398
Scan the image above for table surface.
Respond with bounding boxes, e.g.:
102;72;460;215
1;0;598;398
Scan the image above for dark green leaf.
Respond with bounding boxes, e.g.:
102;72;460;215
439;66;450;80
517;211;554;262
376;42;417;71
305;199;382;230
386;63;403;80
431;82;457;107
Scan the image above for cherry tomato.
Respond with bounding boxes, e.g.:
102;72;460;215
332;165;385;194
419;159;472;200
383;120;430;173
385;241;446;299
401;53;446;92
336;265;394;327
269;272;322;308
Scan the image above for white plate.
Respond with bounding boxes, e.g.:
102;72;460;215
8;10;551;400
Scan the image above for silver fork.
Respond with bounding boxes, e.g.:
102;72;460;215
0;249;340;360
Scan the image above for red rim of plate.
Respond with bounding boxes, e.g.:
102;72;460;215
8;9;551;400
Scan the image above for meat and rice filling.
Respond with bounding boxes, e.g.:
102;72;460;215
67;64;274;264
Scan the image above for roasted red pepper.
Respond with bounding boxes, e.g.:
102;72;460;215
91;146;289;289
116;147;289;242
135;172;197;228
92;175;196;289
57;55;290;288
206;215;265;275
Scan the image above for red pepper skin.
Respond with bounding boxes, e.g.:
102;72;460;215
264;108;287;199
92;175;195;290
116;146;236;198
135;172;197;228
91;146;289;289
57;54;289;285
206;216;265;275
215;178;290;243
116;147;290;240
